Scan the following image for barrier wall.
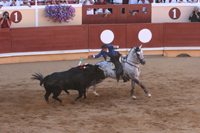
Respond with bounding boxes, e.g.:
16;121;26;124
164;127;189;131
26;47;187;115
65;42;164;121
88;24;127;49
163;23;200;57
1;22;200;64
0;29;11;53
10;25;88;52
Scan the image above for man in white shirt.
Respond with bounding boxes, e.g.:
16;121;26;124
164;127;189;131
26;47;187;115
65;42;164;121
0;0;10;6
188;0;197;3
83;0;94;15
129;0;138;4
138;0;149;13
177;0;188;3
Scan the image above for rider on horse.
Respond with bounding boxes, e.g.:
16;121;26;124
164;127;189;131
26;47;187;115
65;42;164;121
88;44;128;82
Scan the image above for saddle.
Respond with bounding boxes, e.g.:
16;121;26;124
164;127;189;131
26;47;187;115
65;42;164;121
111;55;127;70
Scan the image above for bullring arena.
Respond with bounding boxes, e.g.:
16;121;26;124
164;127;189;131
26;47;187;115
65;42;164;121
1;1;200;133
0;57;200;132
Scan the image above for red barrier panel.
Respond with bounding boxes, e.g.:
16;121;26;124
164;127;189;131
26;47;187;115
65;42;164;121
88;24;126;49
10;25;88;52
164;23;200;47
0;29;11;54
127;23;164;48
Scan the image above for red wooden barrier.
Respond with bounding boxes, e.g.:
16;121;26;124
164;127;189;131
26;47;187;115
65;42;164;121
164;23;200;47
127;23;164;48
1;23;200;56
82;4;151;24
88;24;126;49
10;25;88;52
0;29;11;53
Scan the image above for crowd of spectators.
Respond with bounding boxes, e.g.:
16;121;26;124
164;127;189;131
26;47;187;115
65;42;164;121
0;0;78;8
156;0;198;3
0;0;199;8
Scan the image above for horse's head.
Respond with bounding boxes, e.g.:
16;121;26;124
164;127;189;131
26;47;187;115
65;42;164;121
134;45;146;65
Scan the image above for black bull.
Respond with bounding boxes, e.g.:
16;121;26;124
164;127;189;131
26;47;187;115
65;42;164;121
31;64;106;104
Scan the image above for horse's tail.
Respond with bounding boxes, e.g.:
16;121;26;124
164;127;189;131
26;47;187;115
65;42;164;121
31;73;45;86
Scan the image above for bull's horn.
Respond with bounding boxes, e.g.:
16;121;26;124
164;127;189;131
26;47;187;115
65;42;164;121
98;67;106;72
139;44;142;48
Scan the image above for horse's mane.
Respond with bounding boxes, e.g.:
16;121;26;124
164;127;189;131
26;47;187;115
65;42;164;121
127;47;135;58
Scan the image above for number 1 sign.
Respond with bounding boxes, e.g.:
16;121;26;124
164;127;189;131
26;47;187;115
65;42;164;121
169;7;181;20
10;11;22;23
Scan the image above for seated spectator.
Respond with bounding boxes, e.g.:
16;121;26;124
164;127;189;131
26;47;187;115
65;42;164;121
177;0;188;3
1;0;10;7
59;0;68;4
188;0;197;3
96;0;106;4
10;0;16;5
67;0;78;3
161;0;177;2
21;0;31;7
83;0;94;15
42;0;50;5
95;0;111;17
128;0;137;4
189;6;200;22
138;0;149;13
156;0;163;3
170;0;177;3
128;0;138;16
50;0;58;4
0;11;11;28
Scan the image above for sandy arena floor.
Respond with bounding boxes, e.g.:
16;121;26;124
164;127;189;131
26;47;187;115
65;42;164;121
0;56;200;133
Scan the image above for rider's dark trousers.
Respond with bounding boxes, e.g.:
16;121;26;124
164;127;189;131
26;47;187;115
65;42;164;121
110;52;123;82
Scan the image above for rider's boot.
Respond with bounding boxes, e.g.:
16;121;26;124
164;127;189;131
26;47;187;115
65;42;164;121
116;74;120;83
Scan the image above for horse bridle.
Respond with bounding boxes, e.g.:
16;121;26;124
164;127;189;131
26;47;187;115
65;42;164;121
124;48;144;69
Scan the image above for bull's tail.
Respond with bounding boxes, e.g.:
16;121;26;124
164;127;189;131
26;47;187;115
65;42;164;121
31;73;45;86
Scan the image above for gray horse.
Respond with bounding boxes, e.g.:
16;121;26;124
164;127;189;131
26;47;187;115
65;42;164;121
86;45;151;99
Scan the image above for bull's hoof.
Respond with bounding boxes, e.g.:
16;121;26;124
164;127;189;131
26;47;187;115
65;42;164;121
60;101;64;106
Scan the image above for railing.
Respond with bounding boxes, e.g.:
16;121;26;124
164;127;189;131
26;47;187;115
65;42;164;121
82;4;151;24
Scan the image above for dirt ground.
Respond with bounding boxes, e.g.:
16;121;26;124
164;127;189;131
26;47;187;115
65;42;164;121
0;56;200;133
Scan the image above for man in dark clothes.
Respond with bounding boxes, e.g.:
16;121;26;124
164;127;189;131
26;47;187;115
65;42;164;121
88;44;128;82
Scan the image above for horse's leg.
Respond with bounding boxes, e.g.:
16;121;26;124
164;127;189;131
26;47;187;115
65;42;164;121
131;79;136;99
93;84;99;97
85;87;89;96
133;77;151;98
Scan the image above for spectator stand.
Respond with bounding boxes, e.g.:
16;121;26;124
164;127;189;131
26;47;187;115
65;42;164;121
0;0;82;28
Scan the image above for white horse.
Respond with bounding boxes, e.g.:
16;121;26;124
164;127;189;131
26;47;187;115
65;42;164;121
86;45;151;99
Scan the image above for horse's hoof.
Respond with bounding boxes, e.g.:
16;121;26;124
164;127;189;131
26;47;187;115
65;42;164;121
148;93;151;98
132;95;137;99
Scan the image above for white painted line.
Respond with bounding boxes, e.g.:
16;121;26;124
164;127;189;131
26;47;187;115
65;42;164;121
164;47;200;50
0;49;89;58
